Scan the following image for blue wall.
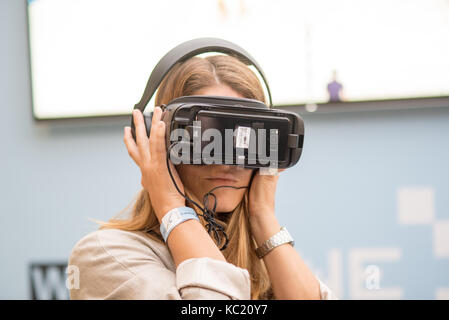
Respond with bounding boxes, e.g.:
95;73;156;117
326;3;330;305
1;0;448;299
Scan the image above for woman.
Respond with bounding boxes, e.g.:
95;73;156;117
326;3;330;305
68;54;336;300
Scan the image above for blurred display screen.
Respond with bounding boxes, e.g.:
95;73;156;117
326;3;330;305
27;0;449;119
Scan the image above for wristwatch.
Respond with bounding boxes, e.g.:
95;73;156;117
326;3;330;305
255;227;295;259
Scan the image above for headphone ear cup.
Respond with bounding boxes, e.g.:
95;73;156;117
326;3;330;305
131;111;153;142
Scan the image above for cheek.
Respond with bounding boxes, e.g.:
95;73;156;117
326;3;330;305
176;165;204;190
245;168;256;181
203;187;246;212
238;169;255;188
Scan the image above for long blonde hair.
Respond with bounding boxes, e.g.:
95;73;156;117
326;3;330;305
99;54;273;299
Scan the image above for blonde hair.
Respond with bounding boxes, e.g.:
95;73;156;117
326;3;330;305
98;54;273;299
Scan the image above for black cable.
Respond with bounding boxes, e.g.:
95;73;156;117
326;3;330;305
166;142;249;250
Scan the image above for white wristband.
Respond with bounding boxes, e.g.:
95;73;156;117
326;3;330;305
160;206;199;242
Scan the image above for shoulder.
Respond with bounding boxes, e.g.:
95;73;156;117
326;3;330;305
68;229;174;299
69;228;174;276
71;228;150;253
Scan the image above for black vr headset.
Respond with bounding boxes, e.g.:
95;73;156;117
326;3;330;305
131;38;305;170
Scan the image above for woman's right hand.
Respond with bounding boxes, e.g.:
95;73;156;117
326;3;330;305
123;107;186;222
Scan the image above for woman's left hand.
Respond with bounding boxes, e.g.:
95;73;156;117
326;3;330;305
248;168;285;222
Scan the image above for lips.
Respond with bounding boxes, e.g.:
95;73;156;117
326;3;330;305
205;174;238;183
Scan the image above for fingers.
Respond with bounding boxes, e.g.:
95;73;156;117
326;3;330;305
150;106;162;134
123;126;140;164
132;109;151;164
272;168;285;178
149;107;167;164
125;107;167;170
258;167;286;177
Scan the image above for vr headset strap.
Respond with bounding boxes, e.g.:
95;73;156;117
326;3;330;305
133;38;273;111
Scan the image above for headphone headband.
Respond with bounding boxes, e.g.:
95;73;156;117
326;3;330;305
133;37;273;110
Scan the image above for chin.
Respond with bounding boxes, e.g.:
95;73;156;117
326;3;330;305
204;190;243;213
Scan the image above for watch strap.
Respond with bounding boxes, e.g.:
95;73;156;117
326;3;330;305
255;227;294;259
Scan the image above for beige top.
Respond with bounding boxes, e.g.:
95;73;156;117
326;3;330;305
68;228;337;300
